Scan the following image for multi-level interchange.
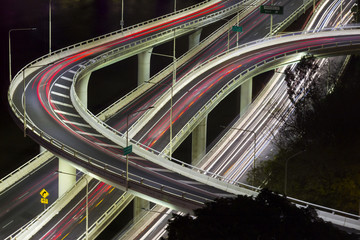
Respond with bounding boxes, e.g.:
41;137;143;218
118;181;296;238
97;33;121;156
3;0;360;239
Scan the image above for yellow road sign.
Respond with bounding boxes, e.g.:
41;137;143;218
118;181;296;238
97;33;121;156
41;198;48;204
40;189;49;198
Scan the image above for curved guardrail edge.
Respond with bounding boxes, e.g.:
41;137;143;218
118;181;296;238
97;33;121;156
92;0;263;120
70;29;360;203
0;151;54;194
169;0;319;161
9;0;220;85
6;175;92;240
6;1;360;236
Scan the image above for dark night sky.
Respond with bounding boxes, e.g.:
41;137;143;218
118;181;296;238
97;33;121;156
0;0;204;177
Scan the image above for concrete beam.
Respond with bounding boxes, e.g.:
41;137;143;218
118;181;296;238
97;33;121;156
192;116;207;166
138;48;153;85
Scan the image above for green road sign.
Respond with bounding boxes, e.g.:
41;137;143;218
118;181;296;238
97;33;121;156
232;26;243;32
260;5;284;15
123;145;132;155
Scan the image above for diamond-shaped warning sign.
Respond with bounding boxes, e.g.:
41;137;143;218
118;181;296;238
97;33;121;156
40;189;49;198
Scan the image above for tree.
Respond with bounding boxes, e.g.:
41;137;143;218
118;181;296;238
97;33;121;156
163;189;357;240
249;55;360;213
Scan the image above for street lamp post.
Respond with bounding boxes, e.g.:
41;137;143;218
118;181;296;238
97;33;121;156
8;28;37;83
121;0;124;30
49;0;52;54
56;171;89;240
125;106;154;191
145;29;176;157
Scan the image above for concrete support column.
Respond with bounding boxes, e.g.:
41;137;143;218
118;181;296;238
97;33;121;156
133;197;150;222
188;28;202;50
240;78;253;115
77;73;91;108
192;116;207;166
137;48;153;86
58;158;76;197
40;145;46;153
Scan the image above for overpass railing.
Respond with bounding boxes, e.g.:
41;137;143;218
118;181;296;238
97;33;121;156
8;0;222;96
0;151;54;194
70;28;360;200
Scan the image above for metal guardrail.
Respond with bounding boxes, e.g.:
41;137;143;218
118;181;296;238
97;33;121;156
68;28;360;200
76;192;134;240
0;151;54;193
7;1;360;235
9;0;220;86
5;175;91;240
96;0;262;121
7;0;257;206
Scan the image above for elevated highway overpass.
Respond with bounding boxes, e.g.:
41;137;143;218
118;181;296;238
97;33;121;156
3;0;360;238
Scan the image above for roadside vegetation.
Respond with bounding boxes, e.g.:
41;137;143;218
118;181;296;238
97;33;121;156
248;54;360;214
163;189;357;240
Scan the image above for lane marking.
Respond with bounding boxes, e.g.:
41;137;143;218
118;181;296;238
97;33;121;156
76;131;104;138
177;180;204;185
51;91;70;98
95;142;122;148
18;191;29;200
95;199;103;207
51;100;73;108
68;70;77;74
79;216;86;224
61;232;70;240
146;168;172;173
54;83;70;90
108;187;115;194
60;76;73;82
2;220;14;229
54;110;80;118
63;120;92;128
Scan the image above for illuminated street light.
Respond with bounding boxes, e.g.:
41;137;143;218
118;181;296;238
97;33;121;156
49;0;52;53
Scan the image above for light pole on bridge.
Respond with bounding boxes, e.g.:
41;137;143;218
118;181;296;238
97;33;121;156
121;0;124;30
49;0;52;54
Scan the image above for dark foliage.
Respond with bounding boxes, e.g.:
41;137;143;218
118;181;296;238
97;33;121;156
163;189;356;240
249;55;360;213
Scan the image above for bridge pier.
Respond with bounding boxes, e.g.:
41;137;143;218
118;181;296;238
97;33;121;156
56;73;91;197
240;78;253;115
138;48;153;85
192;116;207;165
133;197;150;222
58;158;76;197
188;28;202;49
